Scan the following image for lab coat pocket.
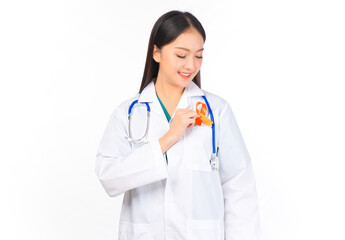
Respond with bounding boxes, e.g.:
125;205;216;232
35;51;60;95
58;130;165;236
119;222;154;240
186;219;221;240
183;125;213;171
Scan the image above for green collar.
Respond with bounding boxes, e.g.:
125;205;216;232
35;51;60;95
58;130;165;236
156;93;171;122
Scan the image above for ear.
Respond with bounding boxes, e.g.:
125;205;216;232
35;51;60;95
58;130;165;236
152;45;161;63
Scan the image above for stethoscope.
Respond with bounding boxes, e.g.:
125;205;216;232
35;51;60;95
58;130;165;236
127;94;219;170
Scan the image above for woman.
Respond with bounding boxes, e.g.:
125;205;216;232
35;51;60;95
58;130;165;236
95;10;261;240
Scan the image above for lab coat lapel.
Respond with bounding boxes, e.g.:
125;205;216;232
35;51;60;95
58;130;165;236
170;81;205;120
138;81;167;121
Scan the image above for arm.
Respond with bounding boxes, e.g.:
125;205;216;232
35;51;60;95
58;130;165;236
218;101;261;240
95;105;168;197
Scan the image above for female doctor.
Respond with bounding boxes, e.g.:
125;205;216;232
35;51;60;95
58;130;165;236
95;10;261;240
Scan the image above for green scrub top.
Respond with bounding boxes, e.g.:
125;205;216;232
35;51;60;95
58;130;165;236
156;93;170;164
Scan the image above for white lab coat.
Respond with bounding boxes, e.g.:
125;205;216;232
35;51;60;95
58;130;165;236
95;80;261;240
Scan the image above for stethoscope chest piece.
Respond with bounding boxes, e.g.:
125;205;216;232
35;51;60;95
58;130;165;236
210;146;219;171
210;154;219;171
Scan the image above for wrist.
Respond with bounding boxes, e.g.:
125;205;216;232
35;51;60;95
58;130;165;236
166;130;176;146
159;131;175;154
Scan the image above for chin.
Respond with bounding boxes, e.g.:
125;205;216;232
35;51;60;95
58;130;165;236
180;80;192;88
172;75;194;89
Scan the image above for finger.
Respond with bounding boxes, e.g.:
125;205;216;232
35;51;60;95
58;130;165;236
192;113;201;119
188;118;196;126
185;110;200;118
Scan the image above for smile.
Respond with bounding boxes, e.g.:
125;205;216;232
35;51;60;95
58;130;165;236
179;72;191;78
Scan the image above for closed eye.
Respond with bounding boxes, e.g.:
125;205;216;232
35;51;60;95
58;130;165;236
177;55;203;59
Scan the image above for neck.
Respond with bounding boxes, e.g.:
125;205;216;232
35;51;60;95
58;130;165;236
154;76;184;102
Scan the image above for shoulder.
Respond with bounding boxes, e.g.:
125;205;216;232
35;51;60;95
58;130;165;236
201;89;233;117
109;92;140;122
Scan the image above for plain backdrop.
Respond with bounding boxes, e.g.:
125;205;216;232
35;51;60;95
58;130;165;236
1;0;344;239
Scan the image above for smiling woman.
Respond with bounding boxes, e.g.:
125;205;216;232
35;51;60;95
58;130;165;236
152;26;205;116
95;10;261;240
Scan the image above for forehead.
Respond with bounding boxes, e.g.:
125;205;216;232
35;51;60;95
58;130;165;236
165;28;204;51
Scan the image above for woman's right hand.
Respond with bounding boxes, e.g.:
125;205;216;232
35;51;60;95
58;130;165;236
159;109;200;154
168;108;200;143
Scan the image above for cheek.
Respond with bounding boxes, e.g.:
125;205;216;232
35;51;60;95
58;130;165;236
164;55;179;69
160;58;173;73
196;59;203;69
174;59;185;70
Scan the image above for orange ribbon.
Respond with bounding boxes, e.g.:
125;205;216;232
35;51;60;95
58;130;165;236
195;102;213;126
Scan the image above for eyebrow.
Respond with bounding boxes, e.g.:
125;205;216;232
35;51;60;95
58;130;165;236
175;47;204;52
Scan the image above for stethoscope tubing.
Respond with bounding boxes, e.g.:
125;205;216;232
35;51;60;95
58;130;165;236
201;95;215;155
128;93;215;155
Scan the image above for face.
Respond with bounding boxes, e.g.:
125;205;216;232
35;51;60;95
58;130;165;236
153;27;204;89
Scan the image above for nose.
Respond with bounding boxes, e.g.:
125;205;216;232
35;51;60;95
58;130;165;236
184;56;196;72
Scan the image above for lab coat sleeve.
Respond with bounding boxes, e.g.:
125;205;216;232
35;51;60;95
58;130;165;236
95;104;168;197
218;101;261;240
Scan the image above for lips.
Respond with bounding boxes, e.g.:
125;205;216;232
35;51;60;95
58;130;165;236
179;72;192;78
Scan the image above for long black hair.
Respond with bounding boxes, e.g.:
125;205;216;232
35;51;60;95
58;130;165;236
138;10;206;93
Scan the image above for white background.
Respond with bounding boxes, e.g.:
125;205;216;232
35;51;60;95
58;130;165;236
1;0;344;239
